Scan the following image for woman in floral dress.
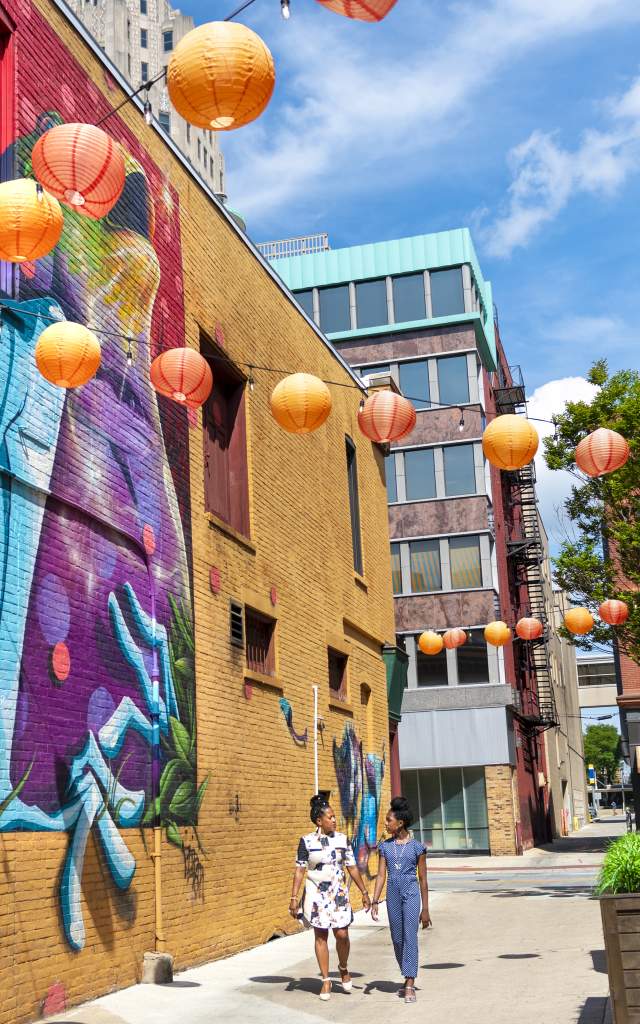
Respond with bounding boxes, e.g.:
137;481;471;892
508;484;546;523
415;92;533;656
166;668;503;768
290;795;371;1000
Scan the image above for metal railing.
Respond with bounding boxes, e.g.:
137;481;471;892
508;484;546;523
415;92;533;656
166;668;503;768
256;233;330;261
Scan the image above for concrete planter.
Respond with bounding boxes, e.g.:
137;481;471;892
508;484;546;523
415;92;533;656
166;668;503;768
600;893;640;1023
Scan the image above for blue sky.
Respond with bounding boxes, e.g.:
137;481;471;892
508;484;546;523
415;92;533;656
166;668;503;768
185;0;640;544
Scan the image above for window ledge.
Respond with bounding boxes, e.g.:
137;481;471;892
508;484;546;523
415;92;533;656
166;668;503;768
394;587;497;598
354;572;368;592
244;669;283;694
388;493;486;507
206;512;256;554
328;696;354;715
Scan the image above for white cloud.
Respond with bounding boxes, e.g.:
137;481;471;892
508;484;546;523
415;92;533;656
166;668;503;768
223;0;640;230
484;75;640;257
526;376;599;554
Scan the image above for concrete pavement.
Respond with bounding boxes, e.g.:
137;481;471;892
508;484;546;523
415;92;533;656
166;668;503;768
47;821;618;1024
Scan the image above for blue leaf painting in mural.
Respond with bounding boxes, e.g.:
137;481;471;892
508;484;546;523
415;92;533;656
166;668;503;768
332;723;384;875
279;697;308;744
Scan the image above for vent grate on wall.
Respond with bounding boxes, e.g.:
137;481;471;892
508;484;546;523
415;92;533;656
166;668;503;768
230;600;244;648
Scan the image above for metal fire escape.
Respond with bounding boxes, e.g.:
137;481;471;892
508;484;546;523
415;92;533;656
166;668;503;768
494;365;558;733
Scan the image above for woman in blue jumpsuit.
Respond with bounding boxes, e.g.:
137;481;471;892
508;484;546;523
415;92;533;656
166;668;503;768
372;797;431;1003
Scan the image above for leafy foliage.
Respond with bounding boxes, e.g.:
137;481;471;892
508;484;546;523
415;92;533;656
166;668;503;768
142;594;208;849
543;361;640;660
596;833;640;895
583;724;622;786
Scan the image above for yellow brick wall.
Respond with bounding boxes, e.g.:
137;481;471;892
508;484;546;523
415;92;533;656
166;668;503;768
0;3;396;1021
485;765;518;856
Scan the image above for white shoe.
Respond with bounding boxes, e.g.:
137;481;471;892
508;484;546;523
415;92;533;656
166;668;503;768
339;965;353;993
319;978;332;1001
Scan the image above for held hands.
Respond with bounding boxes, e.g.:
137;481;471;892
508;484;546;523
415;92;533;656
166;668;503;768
421;908;432;930
289;897;299;919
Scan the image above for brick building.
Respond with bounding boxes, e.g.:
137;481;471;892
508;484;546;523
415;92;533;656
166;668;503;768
273;231;555;854
0;3;399;1020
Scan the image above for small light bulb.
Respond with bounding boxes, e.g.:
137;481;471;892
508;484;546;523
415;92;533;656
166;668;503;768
126;343;133;367
281;0;291;18
458;412;465;432
359;398;365;412
248;374;255;393
143;99;153;126
36;183;44;202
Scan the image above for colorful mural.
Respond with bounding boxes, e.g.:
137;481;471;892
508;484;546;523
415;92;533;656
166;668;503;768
0;113;202;951
279;697;308;745
332;723;385;875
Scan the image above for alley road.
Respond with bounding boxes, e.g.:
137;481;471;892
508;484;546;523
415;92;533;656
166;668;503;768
50;821;618;1024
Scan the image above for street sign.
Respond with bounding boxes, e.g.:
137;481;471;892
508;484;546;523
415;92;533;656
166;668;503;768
587;764;596;785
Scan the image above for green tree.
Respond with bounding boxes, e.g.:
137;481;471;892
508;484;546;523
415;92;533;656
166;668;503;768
544;360;640;661
583;724;622;785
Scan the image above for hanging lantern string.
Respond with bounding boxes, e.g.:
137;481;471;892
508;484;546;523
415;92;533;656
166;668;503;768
94;0;266;130
0;303;560;423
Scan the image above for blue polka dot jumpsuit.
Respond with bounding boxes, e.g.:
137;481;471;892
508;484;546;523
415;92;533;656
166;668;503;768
379;837;427;978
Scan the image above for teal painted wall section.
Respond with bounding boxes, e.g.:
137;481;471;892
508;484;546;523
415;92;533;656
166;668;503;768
272;228;497;370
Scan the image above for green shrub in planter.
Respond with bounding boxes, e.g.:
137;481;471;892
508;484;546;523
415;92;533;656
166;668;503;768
596;832;640;895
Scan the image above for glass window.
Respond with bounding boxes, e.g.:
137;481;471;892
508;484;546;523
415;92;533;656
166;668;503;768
390;544;402;594
203;147;208;165
158;111;170;132
437;354;469;406
404;449;436;501
457;629;489;684
141;61;149;82
318;285;350;333
430;267;464;317
346;437;363;575
416;769;444;851
294;290;314;320
463;767;489;850
355;278;388;329
245;607;276;676
385;454;397;503
393;273;426;323
140;27;148;47
441;767;467;850
409;540;441;592
417;642;448;688
328;649;348;699
202;343;250;537
186;124;191;143
399;360;430;410
358;363;390;379
449;535;482;589
443;443;476;496
163;29;174;51
140;0;147;12
197;139;201;159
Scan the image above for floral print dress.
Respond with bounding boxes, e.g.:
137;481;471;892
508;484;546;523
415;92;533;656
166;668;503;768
296;830;356;929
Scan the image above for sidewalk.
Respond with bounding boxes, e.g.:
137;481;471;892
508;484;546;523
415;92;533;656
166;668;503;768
49;869;610;1024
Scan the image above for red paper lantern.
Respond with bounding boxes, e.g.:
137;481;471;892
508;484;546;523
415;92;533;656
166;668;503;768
599;600;629;626
315;0;397;20
150;348;213;409
575;428;629;478
443;628;467;650
358;391;416;444
32;123;126;220
516;617;543;640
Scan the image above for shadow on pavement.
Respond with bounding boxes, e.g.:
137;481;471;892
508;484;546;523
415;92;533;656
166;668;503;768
160;981;201;987
591;950;607;974
577;996;610;1023
423;962;465;969
498;953;541;960
490;887;591;898
540;831;622;855
362;980;416;995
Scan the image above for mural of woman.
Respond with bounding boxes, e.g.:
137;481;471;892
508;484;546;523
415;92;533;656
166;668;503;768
0;113;200;951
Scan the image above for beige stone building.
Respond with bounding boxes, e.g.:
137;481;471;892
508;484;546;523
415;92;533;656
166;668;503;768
538;521;589;834
68;0;225;195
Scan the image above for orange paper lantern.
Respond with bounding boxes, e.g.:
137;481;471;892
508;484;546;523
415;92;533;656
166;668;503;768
516;617;543;640
443;628;467;650
167;22;275;131
575;428;629;477
564;607;594;635
35;321;101;388
484;621;512;647
270;373;332;434
482;414;539;471
418;631;443;656
32;123;125;219
599;600;629;626
0;179;63;263
150;348;213;409
358;391;416;444
315;0;397;20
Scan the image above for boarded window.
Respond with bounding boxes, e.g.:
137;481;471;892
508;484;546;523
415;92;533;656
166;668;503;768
202;338;249;537
328;648;348;698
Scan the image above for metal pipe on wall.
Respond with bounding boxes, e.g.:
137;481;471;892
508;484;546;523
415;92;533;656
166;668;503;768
313;685;319;794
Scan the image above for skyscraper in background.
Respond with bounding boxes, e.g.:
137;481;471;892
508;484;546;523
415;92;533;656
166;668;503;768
69;0;225;195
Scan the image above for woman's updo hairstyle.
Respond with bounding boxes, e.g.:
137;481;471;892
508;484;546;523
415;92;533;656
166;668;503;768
310;794;330;824
390;796;414;828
